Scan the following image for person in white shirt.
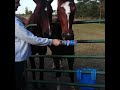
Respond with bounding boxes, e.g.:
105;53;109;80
15;0;60;90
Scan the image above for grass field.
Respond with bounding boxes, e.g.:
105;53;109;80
73;23;105;55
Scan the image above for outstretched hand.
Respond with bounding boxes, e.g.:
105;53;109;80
52;39;61;46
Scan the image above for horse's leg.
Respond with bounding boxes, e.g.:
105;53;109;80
66;45;76;90
52;58;64;69
38;47;47;87
39;57;44;80
39;57;46;87
53;57;62;90
29;57;36;80
60;59;64;68
67;57;76;90
68;57;74;82
29;56;38;88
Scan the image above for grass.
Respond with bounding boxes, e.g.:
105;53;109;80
73;24;105;40
73;23;105;55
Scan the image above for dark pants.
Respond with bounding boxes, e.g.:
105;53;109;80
15;61;26;90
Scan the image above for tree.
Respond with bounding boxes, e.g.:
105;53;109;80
87;1;99;18
25;7;29;15
25;7;33;16
75;0;101;19
99;0;105;19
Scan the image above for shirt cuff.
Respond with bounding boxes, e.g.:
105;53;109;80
48;39;52;45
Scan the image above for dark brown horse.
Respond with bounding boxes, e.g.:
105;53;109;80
26;0;53;88
49;0;76;90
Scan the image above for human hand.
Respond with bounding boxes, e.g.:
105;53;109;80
52;39;60;46
59;40;77;46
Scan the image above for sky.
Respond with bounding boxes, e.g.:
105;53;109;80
16;0;78;14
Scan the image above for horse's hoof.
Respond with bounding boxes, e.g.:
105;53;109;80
52;63;55;69
71;86;76;90
52;66;55;69
57;85;60;90
40;83;46;87
60;66;64;69
33;83;38;88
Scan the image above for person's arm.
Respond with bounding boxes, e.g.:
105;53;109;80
15;17;60;46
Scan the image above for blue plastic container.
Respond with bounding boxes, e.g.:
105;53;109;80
76;68;96;90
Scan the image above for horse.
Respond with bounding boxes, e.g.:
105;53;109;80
48;0;76;90
26;0;53;88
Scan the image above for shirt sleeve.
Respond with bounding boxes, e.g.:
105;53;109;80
15;17;52;46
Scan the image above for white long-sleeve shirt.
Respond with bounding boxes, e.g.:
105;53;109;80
15;16;52;62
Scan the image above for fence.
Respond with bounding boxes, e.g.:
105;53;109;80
25;19;105;89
